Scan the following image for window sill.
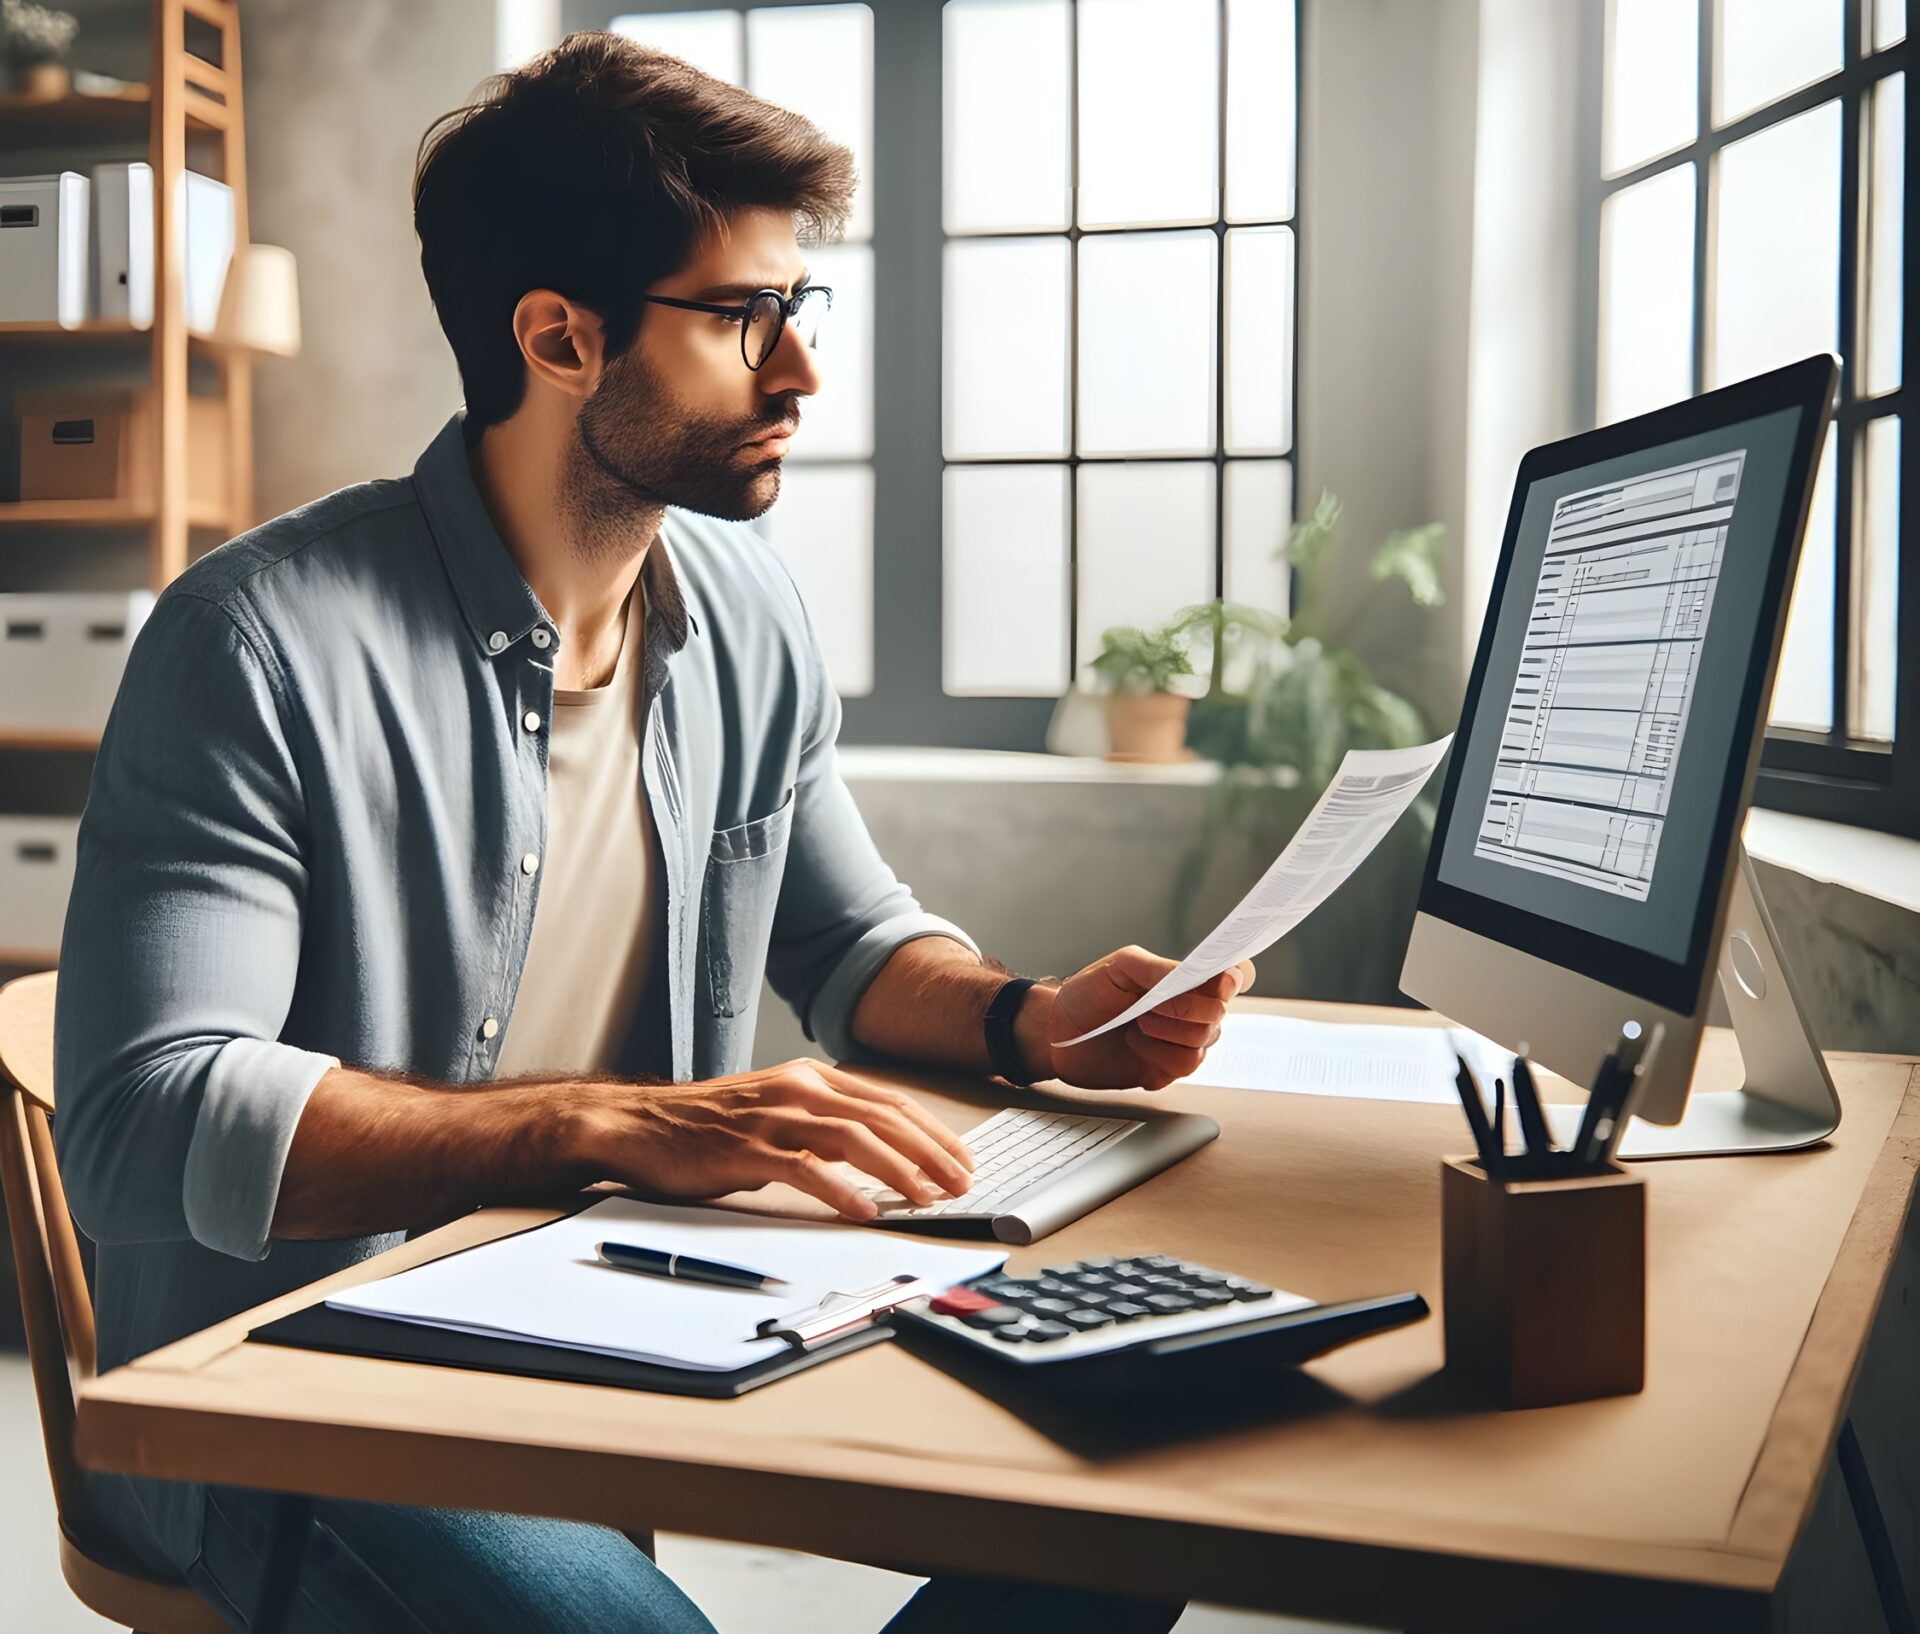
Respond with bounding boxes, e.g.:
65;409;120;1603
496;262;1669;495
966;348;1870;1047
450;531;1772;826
1742;808;1920;915
836;746;1223;787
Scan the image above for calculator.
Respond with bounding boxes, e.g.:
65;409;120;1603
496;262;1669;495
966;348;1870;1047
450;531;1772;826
894;1253;1428;1395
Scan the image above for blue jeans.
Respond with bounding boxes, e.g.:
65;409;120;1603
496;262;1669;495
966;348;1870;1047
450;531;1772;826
184;1487;1184;1633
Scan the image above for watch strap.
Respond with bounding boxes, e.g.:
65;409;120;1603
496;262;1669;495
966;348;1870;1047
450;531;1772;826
983;976;1040;1087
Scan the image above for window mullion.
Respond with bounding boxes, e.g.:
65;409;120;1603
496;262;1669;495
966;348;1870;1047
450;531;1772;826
1832;0;1868;738
1691;0;1712;399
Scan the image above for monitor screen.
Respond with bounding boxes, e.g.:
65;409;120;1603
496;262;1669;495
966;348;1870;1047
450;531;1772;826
1418;359;1832;1014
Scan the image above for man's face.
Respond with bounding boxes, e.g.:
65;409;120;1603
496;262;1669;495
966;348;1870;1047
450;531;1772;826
576;207;822;523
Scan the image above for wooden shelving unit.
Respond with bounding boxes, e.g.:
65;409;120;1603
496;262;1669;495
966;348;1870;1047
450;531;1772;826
1;0;253;976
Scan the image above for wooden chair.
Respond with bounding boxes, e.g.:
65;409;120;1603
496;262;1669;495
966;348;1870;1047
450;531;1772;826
0;971;226;1634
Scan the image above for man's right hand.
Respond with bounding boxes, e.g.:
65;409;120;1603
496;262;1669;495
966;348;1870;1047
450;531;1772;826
570;1059;976;1221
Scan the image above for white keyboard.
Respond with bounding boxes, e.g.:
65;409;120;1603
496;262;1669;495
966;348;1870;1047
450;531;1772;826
861;1107;1144;1219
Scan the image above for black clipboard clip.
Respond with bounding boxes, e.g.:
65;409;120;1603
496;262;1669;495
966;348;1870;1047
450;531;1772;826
756;1273;946;1350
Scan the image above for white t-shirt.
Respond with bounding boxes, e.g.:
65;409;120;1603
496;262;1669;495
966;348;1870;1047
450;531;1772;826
493;583;661;1078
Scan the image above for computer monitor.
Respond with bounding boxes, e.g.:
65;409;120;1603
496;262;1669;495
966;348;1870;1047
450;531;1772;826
1401;355;1841;1159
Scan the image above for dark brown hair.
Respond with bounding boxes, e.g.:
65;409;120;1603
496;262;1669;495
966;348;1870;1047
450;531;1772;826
413;31;855;438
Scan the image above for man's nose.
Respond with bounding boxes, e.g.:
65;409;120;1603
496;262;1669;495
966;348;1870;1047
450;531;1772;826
758;320;822;398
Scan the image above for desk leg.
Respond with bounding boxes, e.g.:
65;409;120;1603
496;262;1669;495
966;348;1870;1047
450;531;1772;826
1839;1419;1917;1634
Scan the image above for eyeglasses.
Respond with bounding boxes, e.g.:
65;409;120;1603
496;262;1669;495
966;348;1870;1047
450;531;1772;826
638;284;833;372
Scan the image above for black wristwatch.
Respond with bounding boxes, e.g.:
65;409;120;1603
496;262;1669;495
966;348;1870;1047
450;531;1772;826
983;976;1040;1087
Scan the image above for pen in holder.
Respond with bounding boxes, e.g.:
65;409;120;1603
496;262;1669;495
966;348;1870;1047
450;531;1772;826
1440;1155;1646;1408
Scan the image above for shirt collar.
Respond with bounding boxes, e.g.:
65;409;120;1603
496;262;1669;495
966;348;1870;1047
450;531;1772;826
412;411;696;661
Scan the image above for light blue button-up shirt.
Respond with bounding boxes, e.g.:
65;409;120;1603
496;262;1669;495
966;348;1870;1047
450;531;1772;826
52;412;974;1572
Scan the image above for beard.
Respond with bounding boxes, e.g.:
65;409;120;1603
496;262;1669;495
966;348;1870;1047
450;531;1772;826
570;343;797;538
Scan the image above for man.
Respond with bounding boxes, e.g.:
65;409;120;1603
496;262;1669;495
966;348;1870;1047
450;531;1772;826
55;32;1252;1633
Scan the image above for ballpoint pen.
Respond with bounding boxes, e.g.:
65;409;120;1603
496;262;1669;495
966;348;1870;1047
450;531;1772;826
1510;1044;1553;1171
1573;1022;1642;1170
1596;1023;1662;1164
1452;1051;1503;1179
596;1241;789;1291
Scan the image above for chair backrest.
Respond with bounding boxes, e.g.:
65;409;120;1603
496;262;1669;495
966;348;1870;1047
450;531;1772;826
0;971;99;1538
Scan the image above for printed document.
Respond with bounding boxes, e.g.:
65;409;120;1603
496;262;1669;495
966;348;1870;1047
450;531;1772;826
1058;737;1453;1046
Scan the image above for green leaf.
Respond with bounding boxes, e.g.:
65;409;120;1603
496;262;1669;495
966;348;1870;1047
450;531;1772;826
1369;522;1447;607
1281;489;1342;572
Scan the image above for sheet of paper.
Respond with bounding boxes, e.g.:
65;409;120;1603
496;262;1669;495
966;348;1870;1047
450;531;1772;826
329;1197;1006;1372
1173;1012;1510;1103
1058;736;1454;1046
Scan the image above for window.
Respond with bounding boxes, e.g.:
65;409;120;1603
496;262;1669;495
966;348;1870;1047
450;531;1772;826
1590;0;1917;835
940;0;1299;707
607;4;878;696
568;0;1299;747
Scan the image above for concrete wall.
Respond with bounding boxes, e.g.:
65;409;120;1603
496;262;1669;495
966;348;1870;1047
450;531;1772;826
243;0;499;518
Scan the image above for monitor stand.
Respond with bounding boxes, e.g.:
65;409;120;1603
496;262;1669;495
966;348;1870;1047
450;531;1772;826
1545;845;1842;1160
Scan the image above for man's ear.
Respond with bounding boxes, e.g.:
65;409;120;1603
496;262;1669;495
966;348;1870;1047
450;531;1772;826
512;289;607;401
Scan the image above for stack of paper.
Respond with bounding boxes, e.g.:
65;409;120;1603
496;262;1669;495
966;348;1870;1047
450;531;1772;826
329;1198;1007;1372
1176;1013;1513;1105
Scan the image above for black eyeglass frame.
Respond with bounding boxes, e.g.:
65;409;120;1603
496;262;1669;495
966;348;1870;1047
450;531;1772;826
638;285;834;372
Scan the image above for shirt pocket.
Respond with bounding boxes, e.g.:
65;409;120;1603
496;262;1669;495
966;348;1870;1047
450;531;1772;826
702;790;796;1018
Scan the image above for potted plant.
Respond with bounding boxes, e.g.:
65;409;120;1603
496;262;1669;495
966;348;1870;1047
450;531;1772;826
1087;618;1197;763
2;0;79;98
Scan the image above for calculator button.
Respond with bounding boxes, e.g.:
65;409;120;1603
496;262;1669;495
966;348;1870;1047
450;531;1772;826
990;1323;1037;1343
1226;1281;1273;1301
1064;1309;1115;1330
1024;1321;1073;1342
1033;1277;1080;1296
1106;1281;1149;1299
1188;1288;1235;1308
1104;1301;1153;1322
1024;1297;1075;1319
961;1307;1024;1329
930;1288;998;1316
1145;1292;1195;1313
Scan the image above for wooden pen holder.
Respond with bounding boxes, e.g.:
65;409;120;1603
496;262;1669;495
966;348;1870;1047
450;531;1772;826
1441;1155;1646;1409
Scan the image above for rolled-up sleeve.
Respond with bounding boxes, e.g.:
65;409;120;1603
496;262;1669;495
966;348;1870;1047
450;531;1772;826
53;591;337;1262
762;591;977;1063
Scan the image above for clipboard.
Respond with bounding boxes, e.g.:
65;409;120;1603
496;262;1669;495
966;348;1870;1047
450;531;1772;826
251;1300;894;1399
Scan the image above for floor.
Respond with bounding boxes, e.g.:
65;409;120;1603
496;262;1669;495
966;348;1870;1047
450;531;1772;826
2;1356;1373;1634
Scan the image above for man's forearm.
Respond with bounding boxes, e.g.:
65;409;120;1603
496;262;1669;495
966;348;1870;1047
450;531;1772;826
271;1065;616;1239
847;936;1060;1082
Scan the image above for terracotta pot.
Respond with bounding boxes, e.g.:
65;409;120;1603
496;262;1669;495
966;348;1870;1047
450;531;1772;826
15;63;72;99
1104;692;1194;763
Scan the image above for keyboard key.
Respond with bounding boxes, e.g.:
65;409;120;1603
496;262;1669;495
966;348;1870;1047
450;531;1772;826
1144;1292;1195;1313
1107;1282;1149;1299
1024;1321;1074;1342
961;1307;1025;1329
1188;1288;1235;1308
1064;1308;1115;1330
990;1323;1037;1343
1226;1281;1273;1301
1024;1297;1075;1318
1103;1301;1153;1322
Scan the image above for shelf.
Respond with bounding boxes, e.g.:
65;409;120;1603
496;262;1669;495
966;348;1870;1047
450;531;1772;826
0;319;218;355
0;85;225;142
0;948;58;970
0;496;231;530
0;726;101;752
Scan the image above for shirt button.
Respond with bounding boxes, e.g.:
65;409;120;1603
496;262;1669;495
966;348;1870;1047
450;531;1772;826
531;627;553;649
521;852;540;876
479;1017;499;1040
487;630;508;653
522;710;542;732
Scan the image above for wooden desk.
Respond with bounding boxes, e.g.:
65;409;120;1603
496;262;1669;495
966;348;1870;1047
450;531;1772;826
75;1001;1920;1633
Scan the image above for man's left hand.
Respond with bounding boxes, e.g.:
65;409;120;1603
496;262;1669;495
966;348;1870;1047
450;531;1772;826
1017;945;1255;1092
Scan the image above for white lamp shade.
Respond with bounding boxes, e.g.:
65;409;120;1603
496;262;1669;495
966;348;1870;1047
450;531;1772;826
212;242;302;358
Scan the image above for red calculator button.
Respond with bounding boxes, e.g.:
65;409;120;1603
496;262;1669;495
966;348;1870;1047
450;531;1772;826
929;1287;997;1316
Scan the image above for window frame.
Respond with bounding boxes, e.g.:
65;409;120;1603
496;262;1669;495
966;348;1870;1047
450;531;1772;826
1579;0;1919;837
569;0;1303;750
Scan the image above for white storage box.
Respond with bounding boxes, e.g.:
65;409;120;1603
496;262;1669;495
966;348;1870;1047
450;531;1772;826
0;591;156;733
181;170;234;336
0;171;91;328
92;160;155;328
0;815;81;958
